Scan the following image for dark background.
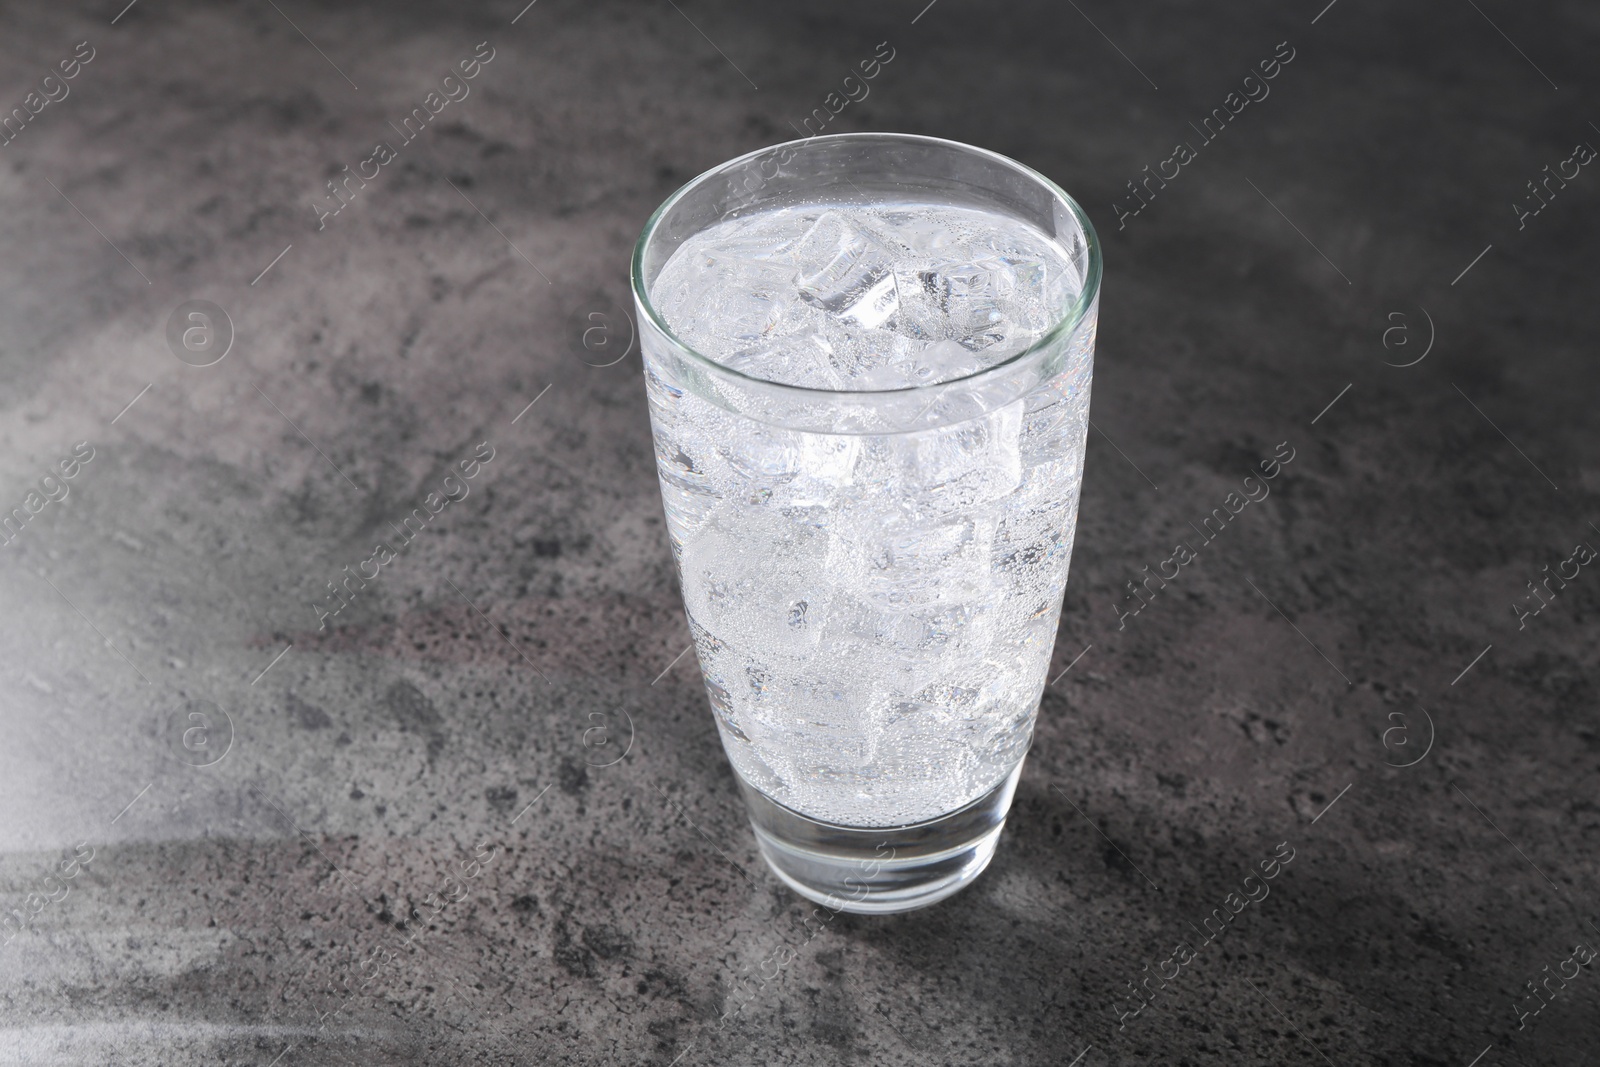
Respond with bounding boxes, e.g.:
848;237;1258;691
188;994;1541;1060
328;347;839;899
1;1;1597;1064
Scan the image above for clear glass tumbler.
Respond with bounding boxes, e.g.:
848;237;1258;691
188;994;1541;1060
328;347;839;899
632;133;1100;913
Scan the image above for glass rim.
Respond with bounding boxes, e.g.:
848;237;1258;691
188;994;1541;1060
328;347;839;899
629;131;1102;401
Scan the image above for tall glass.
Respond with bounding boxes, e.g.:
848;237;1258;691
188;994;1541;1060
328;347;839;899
632;133;1100;913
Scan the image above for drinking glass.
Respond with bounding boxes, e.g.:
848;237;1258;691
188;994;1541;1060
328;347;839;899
632;133;1100;913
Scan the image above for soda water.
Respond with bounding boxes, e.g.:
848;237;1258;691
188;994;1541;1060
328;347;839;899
645;200;1091;827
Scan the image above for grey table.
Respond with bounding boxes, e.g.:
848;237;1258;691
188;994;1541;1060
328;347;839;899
1;1;1596;1064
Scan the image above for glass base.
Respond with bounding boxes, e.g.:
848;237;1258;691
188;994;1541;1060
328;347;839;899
737;759;1026;915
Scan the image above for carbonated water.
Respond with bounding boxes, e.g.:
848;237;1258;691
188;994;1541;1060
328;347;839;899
646;201;1092;827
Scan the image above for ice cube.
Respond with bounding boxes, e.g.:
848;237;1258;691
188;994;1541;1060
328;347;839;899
658;475;720;553
653;236;802;350
779;433;861;508
910;403;1024;514
904;658;1025;732
992;513;1067;578
679;504;836;661
887;268;937;341
1017;391;1087;468
858;514;995;608
649;397;733;547
846;436;902;496
710;258;797;343
874;209;962;256
916;256;1011;349
993;473;1074;569
717;420;800;488
849;273;901;329
988;252;1053;332
912;249;1057;351
817;325;927;387
748;685;875;772
793;212;902;328
909;601;990;651
915;339;985;383
689;617;749;742
724;329;848;390
826;591;994;663
909;680;984;714
828;592;919;654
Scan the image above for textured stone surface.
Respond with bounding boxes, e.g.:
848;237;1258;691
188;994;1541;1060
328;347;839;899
1;1;1597;1064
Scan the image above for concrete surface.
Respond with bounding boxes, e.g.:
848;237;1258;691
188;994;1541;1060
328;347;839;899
0;0;1597;1064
